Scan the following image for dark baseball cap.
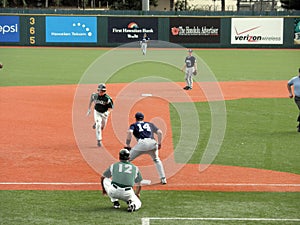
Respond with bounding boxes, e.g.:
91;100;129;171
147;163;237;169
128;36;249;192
188;49;193;52
97;83;106;91
135;112;144;120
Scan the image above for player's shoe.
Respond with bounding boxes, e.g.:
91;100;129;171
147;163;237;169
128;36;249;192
113;201;120;209
187;86;192;90
183;86;189;90
92;123;96;129
97;140;102;147
127;200;135;212
161;177;167;185
297;124;300;132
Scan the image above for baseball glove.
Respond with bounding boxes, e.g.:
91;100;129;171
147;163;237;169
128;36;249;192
193;70;197;75
124;146;131;150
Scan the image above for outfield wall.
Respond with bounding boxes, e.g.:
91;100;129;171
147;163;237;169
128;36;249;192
0;11;299;48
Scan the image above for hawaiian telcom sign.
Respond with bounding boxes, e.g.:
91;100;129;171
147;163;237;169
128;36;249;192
46;16;97;43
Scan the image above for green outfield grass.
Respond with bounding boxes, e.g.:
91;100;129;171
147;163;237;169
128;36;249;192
0;47;299;224
0;191;299;225
0;48;299;86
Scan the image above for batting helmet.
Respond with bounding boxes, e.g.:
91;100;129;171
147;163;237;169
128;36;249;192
119;149;130;160
97;83;106;91
135;112;144;120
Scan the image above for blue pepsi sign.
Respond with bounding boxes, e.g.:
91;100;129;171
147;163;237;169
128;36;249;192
46;16;97;43
0;16;20;42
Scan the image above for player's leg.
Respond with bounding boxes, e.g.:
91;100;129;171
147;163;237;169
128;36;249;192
94;110;102;146
148;149;167;184
124;189;142;212
187;69;193;89
103;177;120;207
295;96;300;131
184;71;189;89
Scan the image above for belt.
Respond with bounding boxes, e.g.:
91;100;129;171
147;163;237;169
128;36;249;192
112;184;131;191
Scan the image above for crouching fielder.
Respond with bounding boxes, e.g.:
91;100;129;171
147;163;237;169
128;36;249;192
101;149;143;212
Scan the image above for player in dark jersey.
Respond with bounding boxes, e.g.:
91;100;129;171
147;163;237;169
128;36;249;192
140;33;150;55
181;49;198;90
125;112;167;184
86;83;113;147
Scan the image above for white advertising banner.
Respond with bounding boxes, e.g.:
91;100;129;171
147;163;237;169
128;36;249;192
231;18;284;44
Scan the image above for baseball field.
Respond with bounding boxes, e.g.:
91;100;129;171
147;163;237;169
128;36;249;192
0;47;299;224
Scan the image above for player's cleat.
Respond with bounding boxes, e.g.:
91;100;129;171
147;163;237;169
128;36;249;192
297;124;300;132
187;86;192;90
92;123;96;129
113;201;120;209
97;140;102;147
161;177;167;185
183;86;189;90
127;200;135;212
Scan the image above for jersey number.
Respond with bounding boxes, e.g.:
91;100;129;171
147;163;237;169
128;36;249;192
118;164;132;174
137;123;151;132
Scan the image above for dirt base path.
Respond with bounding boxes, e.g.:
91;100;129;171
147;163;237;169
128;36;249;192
0;81;299;191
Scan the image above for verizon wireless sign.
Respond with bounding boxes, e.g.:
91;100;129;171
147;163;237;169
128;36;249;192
231;18;283;44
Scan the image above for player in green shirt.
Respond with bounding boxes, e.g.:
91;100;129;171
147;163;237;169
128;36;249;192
101;149;143;212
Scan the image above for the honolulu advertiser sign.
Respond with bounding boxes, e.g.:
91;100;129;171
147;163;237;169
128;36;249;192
169;18;220;43
108;17;158;43
231;18;283;45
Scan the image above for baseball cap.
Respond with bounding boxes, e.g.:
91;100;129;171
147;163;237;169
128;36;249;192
188;49;193;52
97;83;106;91
135;112;144;120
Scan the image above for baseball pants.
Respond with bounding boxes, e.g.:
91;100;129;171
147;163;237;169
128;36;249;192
102;177;141;210
94;110;109;141
129;138;166;180
185;67;194;88
141;43;147;55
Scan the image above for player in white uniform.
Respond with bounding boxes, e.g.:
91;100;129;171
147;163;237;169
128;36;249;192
125;112;167;184
101;149;143;212
86;83;113;147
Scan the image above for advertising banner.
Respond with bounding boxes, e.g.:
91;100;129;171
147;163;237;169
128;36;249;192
231;18;283;44
169;18;220;43
45;16;97;43
108;17;158;43
0;16;20;43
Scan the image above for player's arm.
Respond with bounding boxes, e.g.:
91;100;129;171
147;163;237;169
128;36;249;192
135;183;142;198
181;64;186;72
86;94;94;115
156;129;163;149
100;176;107;195
125;129;133;149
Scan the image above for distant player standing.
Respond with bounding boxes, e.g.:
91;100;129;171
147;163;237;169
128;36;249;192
125;112;167;184
101;149;143;212
86;83;113;147
287;68;300;132
181;49;198;90
140;33;150;55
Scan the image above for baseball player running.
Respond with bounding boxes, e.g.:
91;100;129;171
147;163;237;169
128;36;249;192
125;112;167;185
101;148;143;212
86;83;113;147
181;49;198;90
